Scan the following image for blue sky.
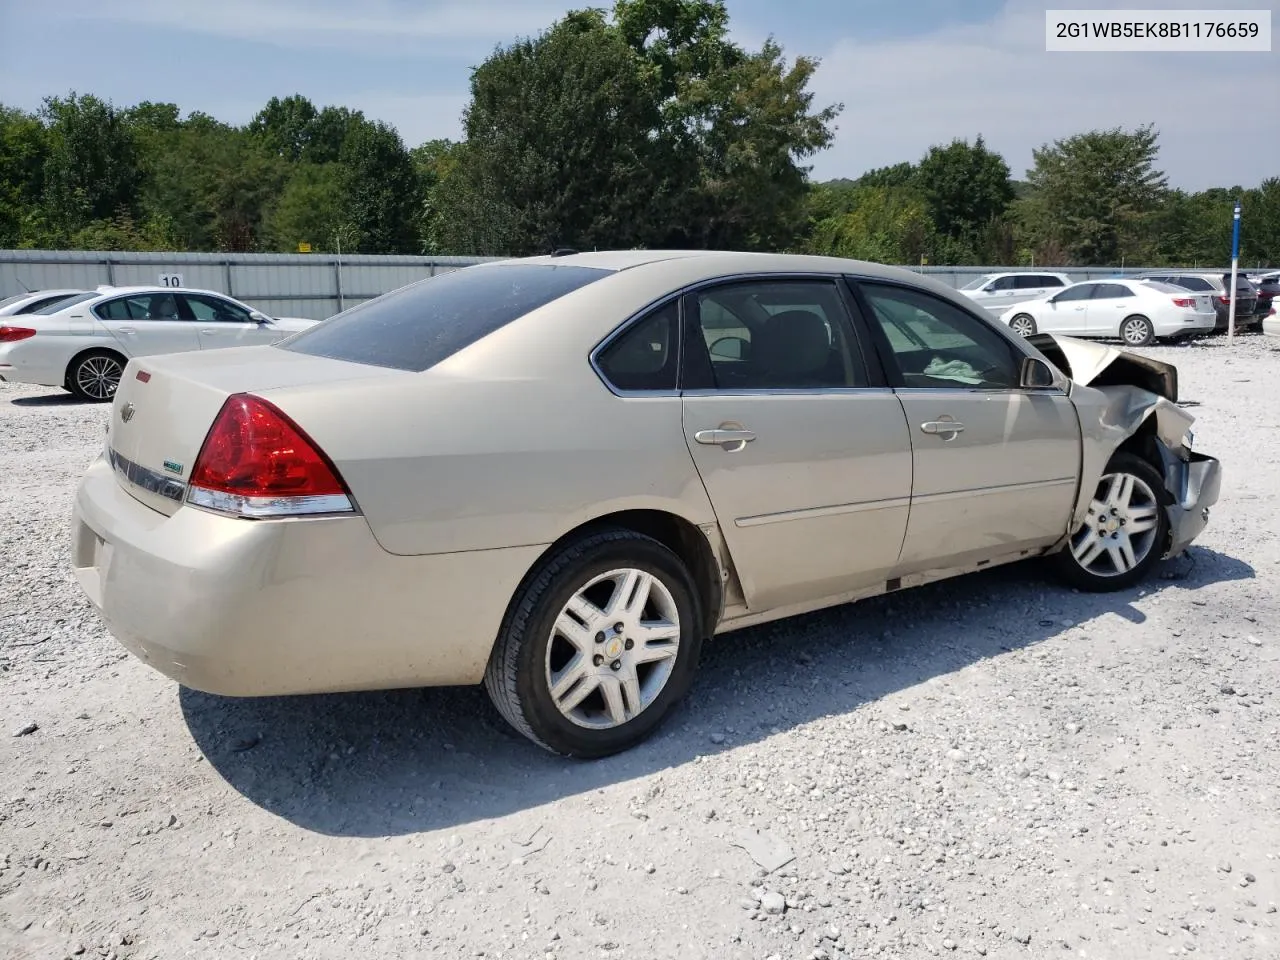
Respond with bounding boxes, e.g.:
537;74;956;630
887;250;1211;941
0;0;1275;190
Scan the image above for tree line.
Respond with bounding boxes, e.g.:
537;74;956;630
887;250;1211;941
1;0;1275;267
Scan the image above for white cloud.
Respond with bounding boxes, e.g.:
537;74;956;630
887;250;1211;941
56;0;570;49
807;0;1278;189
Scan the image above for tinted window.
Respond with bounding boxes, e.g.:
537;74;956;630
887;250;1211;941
283;264;609;372
689;279;866;390
595;300;678;392
860;283;1019;390
960;275;994;291
1041;276;1066;287
986;276;1017;291
32;292;96;314
94;292;181;321
1014;274;1048;289
1053;284;1095;302
1169;276;1213;291
182;293;252;323
1093;283;1134;299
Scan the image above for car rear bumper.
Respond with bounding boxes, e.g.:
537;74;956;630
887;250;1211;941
1162;452;1222;558
0;343;64;387
70;456;546;696
1153;314;1217;337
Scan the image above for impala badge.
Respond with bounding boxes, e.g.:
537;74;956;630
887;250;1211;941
120;402;136;423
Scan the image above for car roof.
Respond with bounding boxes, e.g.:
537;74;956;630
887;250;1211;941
92;285;230;297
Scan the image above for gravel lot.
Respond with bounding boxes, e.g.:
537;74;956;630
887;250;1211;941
2;335;1278;960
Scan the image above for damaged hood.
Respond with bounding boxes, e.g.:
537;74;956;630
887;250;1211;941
1026;333;1178;402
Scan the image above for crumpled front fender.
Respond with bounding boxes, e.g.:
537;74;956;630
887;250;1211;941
1030;334;1221;559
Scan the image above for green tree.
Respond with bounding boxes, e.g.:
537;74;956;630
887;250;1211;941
264;162;348;252
915;135;1013;249
804;185;930;264
0;105;50;246
338;118;420;253
40;92;142;235
1019;124;1168;265
249;94;319;162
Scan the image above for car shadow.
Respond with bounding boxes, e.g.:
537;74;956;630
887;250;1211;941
9;392;90;407
180;546;1253;838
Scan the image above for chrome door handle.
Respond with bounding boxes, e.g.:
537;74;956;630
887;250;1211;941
118;326;137;334
694;427;756;451
200;328;217;334
921;420;964;437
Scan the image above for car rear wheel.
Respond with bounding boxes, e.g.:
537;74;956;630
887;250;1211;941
1120;315;1155;347
484;528;704;758
1008;314;1037;337
67;349;126;402
1051;453;1169;592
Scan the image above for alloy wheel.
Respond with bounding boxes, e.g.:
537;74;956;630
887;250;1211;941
544;568;681;729
1070;471;1161;577
76;355;123;401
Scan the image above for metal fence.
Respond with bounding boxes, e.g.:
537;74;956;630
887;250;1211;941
0;250;497;321
0;250;1242;320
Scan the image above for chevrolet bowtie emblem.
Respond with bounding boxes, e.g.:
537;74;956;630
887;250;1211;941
120;402;136;423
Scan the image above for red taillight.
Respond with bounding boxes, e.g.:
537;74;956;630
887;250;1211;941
1216;295;1229;304
0;325;36;342
1171;297;1195;308
186;393;354;518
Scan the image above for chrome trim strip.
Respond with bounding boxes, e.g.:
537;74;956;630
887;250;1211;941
107;447;186;502
736;495;911;528
185;488;355;518
683;386;895;398
912;477;1077;505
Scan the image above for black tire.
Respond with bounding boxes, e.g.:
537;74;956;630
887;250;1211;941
1008;314;1037;337
1051;453;1170;592
483;528;704;758
67;349;126;402
1120;315;1155;347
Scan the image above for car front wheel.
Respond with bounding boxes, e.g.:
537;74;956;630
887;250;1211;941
484;528;704;758
1051;453;1170;592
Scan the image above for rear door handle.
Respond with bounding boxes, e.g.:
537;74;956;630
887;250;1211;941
694;427;756;451
200;328;217;334
117;326;137;334
921;420;964;437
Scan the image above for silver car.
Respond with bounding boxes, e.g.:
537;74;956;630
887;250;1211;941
69;251;1221;757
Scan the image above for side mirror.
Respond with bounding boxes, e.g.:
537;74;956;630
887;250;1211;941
249;310;271;324
1020;356;1057;389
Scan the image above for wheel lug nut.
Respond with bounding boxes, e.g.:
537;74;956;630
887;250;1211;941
595;632;605;643
593;655;604;666
625;639;634;650
614;622;624;633
610;660;621;671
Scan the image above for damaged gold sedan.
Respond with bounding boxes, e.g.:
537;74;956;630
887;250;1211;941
70;252;1221;757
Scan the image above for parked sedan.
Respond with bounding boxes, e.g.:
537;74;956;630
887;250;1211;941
957;271;1072;314
70;252;1220;758
0;288;87;317
998;279;1216;345
0;286;318;401
1137;271;1260;332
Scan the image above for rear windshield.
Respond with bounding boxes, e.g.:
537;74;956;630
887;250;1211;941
281;263;611;372
31;292;96;314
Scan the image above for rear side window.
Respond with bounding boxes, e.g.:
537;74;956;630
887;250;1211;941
32;292;95;314
595;300;679;392
282;264;610;372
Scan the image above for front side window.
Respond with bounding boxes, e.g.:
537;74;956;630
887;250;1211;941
182;294;253;323
986;276;1017;292
859;282;1020;389
595;300;678;392
687;279;867;390
282;263;609;372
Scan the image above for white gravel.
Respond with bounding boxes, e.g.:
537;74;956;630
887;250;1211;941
2;336;1278;960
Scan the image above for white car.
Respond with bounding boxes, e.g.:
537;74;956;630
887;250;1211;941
998;279;1216;346
0;286;318;401
0;288;87;317
958;272;1073;314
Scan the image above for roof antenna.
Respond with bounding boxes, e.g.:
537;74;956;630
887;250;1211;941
16;275;31;293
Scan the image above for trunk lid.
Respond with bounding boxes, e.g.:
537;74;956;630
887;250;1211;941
106;345;405;515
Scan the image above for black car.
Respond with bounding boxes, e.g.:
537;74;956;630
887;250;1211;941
1250;271;1278;320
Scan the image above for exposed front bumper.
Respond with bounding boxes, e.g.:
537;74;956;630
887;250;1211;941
71;457;546;696
1161;451;1222;558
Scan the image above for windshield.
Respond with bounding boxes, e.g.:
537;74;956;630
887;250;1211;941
281;263;611;372
32;292;97;314
959;276;994;291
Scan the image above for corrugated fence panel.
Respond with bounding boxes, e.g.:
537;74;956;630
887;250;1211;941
251;298;343;321
0;258;111;292
109;261;228;291
232;262;336;299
